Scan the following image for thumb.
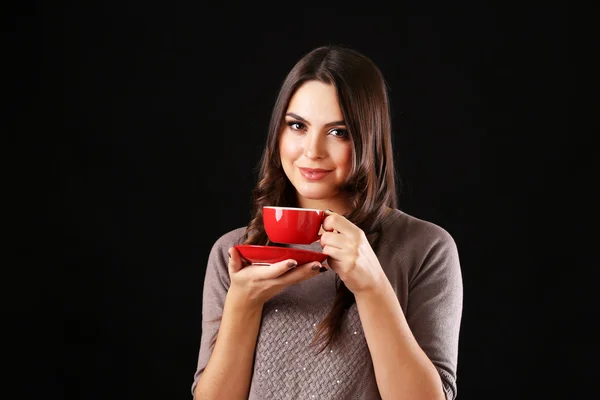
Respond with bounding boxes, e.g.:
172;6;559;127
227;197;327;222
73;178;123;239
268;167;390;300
227;247;245;275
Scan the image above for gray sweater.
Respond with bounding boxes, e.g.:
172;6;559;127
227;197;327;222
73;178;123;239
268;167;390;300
192;209;463;399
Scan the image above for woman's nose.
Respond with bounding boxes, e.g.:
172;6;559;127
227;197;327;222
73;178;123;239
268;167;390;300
303;131;325;160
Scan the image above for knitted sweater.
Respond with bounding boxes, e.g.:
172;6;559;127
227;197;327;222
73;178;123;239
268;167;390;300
191;209;463;399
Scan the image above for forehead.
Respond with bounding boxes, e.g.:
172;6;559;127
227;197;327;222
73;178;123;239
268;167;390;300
286;80;344;122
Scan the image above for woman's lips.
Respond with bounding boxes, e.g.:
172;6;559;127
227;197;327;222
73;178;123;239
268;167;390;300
299;168;332;181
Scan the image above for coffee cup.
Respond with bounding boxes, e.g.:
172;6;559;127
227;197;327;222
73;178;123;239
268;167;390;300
263;206;325;244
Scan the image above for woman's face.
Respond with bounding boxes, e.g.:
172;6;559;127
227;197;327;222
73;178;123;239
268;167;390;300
279;80;353;209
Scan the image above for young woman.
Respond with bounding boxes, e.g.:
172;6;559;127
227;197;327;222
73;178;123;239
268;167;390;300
191;45;463;400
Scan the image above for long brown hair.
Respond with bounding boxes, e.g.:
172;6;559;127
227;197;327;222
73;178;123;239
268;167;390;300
212;45;398;353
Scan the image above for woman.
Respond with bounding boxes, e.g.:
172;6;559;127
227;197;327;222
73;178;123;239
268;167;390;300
191;45;463;400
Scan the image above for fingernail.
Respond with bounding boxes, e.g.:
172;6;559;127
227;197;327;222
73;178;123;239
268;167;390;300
311;263;322;270
288;261;297;269
228;251;231;258
319;267;327;273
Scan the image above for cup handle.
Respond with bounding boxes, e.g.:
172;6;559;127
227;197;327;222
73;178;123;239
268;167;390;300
313;217;325;242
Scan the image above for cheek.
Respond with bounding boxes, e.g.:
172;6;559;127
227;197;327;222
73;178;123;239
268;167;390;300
335;144;353;173
279;133;302;161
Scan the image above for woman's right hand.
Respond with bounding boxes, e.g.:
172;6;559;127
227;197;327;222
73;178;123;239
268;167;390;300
226;246;325;311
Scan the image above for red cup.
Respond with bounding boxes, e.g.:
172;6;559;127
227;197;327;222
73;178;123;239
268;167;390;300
263;206;325;244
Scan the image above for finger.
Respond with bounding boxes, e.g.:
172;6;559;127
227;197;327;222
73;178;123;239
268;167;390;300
322;210;357;237
272;261;324;286
228;247;245;275
322;245;346;264
319;231;347;250
253;259;298;280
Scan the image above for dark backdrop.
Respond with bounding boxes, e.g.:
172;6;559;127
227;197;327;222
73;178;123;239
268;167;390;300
12;3;579;400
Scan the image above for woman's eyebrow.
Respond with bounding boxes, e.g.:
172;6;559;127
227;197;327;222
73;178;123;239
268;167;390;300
285;112;346;128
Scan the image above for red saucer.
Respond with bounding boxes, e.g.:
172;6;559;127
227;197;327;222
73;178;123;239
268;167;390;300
233;245;328;265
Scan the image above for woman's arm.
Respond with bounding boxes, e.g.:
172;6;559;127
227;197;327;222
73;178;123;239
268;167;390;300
320;211;462;400
356;231;463;400
193;245;327;399
355;276;446;400
194;290;262;400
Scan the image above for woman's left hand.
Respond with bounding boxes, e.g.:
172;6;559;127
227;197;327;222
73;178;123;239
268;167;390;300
320;210;386;294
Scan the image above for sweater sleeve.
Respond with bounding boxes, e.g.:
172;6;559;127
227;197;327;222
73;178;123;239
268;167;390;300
406;227;463;400
190;231;238;397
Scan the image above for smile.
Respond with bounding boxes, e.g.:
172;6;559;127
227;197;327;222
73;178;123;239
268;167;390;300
299;168;332;181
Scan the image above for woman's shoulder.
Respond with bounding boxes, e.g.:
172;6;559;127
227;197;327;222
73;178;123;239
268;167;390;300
381;208;456;249
211;226;248;251
204;226;248;269
379;209;460;282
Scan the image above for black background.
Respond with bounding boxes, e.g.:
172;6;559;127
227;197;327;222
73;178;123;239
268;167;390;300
11;2;581;400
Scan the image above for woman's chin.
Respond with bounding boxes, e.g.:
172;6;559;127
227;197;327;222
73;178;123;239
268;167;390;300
295;187;337;201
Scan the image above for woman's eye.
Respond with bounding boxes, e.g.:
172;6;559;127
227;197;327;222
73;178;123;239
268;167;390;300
287;121;305;130
329;128;349;138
